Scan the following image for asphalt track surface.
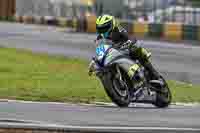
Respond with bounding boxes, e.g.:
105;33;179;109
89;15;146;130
0;22;200;131
0;101;200;129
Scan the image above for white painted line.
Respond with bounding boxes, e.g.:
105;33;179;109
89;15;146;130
0;122;200;132
0;99;200;107
52;125;200;131
94;101;200;107
93;102;116;106
172;102;200;106
0;118;43;124
3;123;199;132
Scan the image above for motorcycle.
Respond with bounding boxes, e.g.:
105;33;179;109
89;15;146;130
90;39;172;108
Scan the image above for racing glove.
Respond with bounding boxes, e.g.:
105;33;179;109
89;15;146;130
88;60;96;76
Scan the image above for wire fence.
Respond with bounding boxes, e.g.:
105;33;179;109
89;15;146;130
15;0;200;25
16;0;83;18
125;0;200;25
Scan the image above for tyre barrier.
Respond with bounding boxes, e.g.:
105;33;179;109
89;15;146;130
164;23;183;41
2;15;200;42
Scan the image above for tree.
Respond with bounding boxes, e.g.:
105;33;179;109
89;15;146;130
189;0;200;7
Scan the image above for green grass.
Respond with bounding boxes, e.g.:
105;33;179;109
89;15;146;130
0;47;199;103
169;81;200;103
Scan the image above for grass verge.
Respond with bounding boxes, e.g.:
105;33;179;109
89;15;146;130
0;47;199;103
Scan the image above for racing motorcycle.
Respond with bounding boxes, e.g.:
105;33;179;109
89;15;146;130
90;39;172;108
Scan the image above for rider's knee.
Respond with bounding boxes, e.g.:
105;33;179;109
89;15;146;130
132;68;144;82
128;64;144;82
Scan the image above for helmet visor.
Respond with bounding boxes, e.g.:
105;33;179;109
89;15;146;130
96;21;112;34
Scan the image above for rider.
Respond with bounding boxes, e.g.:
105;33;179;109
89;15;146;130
88;14;160;81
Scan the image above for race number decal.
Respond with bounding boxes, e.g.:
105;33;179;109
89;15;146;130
96;44;106;57
96;44;111;58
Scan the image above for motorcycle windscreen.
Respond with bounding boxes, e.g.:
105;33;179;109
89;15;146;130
103;48;123;66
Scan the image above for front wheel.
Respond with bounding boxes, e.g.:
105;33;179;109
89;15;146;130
99;71;131;107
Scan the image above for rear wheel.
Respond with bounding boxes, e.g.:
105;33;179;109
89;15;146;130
153;76;172;108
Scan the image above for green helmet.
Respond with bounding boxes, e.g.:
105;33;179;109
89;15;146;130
96;14;117;38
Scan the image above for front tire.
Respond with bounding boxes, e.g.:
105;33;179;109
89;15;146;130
100;72;131;107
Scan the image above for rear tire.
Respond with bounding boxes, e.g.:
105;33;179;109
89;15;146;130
153;77;172;108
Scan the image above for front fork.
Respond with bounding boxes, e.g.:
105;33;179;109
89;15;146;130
115;65;128;90
115;65;122;82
